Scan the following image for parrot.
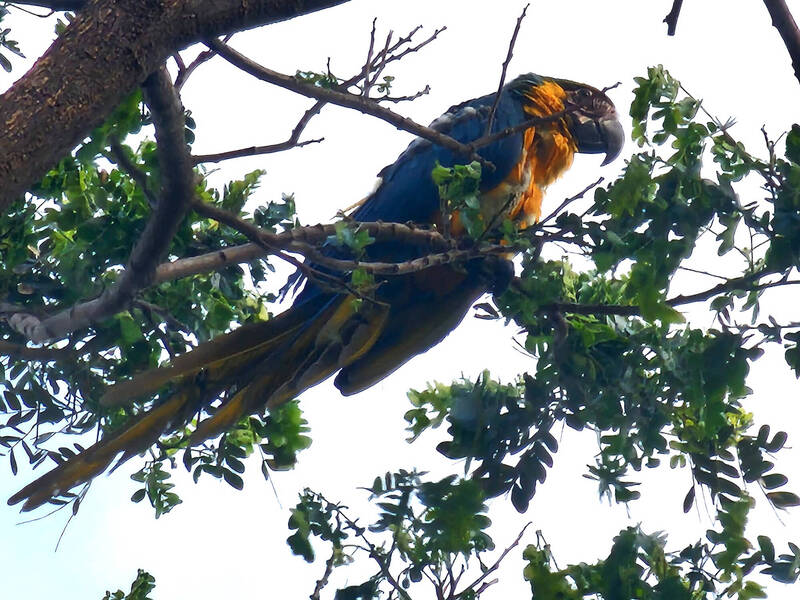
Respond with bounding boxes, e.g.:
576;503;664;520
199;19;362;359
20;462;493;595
8;73;623;511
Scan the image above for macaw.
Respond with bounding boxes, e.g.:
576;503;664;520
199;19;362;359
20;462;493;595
9;73;623;510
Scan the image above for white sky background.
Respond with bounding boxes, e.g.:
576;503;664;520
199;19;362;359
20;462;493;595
1;1;800;598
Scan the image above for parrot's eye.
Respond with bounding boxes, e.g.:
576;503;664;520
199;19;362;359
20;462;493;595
570;88;595;110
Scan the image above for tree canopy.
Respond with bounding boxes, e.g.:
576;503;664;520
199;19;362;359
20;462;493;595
1;1;800;599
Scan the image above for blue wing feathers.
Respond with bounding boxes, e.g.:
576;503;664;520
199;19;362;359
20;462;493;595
292;88;527;302
351;89;527;224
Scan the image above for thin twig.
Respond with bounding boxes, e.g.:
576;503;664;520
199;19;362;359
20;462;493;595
106;138;159;207
336;510;413;600
377;86;431;103
192;137;322;164
456;523;531;597
6;1;81;10
310;550;337;600
360;18;378;92
471;109;572;152
132;299;192;334
664;0;684;36
365;30;393;97
207;38;492;167
485;4;529;136
354;23;445;90
536;176;604;228
174;48;215;91
526;274;800;319
194;99;325;164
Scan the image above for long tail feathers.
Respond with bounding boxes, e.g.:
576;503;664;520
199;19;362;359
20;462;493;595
9;292;389;511
7;392;189;511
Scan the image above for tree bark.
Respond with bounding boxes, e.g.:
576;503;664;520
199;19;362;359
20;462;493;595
763;0;800;86
0;0;349;212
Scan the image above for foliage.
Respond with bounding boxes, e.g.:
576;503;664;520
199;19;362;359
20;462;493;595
1;16;799;596
432;161;485;238
0;90;291;504
0;6;23;73
101;570;156;600
405;65;800;596
286;470;497;599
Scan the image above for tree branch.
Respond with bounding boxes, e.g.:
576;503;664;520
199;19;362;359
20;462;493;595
0;340;74;361
207;38;492;166
539;301;641;317
665;268;773;306
174;47;217;91
310;550;337;600
192;100;326;164
485;4;529;136
6;0;84;10
457;523;530;597
0;0;350;211
154;243;265;283
663;0;684;36
106;138;159;207
8;67;195;343
763;0;800;86
529;272;800;321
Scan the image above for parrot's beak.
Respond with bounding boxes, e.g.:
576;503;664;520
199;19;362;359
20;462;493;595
570;114;625;166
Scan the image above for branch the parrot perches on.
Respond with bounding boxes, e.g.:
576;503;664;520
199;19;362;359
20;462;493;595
9;73;623;511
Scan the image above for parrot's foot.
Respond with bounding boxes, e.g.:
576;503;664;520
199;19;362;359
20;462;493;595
472;255;515;295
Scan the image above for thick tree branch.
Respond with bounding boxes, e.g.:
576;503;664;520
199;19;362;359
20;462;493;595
191;202;479;281
154;243;264;283
7;0;83;10
763;0;800;86
0;340;74;361
195;203;454;250
0;0;350;211
8;67;195;343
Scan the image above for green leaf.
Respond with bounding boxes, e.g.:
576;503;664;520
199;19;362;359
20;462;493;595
767;491;800;508
786;124;800;164
118;312;143;343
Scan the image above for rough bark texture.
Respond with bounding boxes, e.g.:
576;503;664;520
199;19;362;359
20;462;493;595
0;0;349;211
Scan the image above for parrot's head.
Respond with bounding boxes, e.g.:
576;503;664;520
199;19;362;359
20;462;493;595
510;74;625;166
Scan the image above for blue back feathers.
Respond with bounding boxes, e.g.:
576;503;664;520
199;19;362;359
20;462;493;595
351;87;529;224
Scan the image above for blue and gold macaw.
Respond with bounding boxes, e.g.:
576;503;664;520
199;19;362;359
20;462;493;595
9;73;623;510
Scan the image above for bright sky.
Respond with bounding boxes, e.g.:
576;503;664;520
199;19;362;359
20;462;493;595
1;1;800;599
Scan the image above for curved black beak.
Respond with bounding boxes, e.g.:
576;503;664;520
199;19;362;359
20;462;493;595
570;115;625;166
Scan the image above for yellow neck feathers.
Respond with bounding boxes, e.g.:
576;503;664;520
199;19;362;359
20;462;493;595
513;81;577;224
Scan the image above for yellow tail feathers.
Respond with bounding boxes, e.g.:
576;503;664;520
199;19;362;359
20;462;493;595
8;292;390;511
7;392;189;511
